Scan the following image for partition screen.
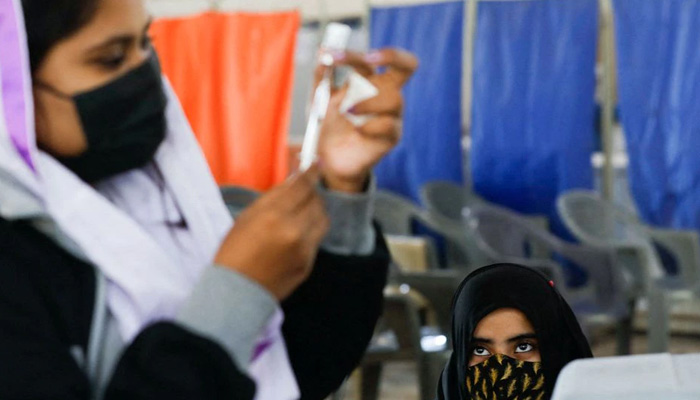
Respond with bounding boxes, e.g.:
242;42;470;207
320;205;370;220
614;0;700;230
371;1;465;202
471;0;598;222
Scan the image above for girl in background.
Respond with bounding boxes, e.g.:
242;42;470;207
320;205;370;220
438;264;593;400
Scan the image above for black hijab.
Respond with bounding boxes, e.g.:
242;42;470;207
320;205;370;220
437;264;593;400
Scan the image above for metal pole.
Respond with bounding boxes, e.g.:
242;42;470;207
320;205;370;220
462;0;478;191
318;0;330;30
600;0;616;201
362;0;371;44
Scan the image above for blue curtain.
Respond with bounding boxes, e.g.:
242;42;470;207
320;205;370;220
614;0;700;230
370;2;465;203
471;0;598;223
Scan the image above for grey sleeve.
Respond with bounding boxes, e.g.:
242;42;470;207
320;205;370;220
319;176;377;256
176;266;278;370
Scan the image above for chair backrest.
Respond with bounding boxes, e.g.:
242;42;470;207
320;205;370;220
375;190;489;270
421;181;486;220
393;270;467;338
422;180;549;229
220;186;260;217
470;205;627;312
375;190;424;236
557;190;646;247
467;205;541;259
557;190;668;286
468;205;567;288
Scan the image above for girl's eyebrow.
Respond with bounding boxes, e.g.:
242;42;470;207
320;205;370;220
86;18;153;54
471;337;493;344
86;35;133;54
507;333;537;343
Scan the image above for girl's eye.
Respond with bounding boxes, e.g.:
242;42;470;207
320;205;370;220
98;55;126;69
515;343;534;353
473;347;491;356
93;46;127;70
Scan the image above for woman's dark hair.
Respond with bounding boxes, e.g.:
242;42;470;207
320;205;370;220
22;0;100;73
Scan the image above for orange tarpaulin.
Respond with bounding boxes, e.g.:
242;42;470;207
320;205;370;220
151;11;300;190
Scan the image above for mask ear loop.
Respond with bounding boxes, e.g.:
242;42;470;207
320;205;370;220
33;81;73;100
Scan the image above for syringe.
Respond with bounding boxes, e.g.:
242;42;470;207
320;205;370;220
299;23;352;171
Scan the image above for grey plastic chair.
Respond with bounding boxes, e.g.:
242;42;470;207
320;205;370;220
421;180;550;229
466;204;635;354
373;192;474;343
420;181;488;220
390;268;468;341
557;190;700;352
360;286;451;400
220;185;260;217
374;190;489;270
420;181;550;264
374;190;425;236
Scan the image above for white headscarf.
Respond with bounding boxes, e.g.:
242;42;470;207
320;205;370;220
0;0;222;343
0;2;302;398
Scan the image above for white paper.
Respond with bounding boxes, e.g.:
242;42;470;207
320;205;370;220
340;71;380;127
552;353;700;400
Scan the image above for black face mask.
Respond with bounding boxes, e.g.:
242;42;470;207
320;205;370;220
37;52;167;183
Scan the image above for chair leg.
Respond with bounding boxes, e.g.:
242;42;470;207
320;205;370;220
615;317;633;355
417;358;434;400
359;363;383;400
615;300;635;355
648;289;671;353
419;353;449;400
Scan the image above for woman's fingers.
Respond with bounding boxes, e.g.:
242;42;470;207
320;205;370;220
216;167;329;300
307;211;331;248
288;165;322;212
313;50;375;89
281;186;329;260
365;48;419;86
333;50;376;78
313;48;416;98
264;165;320;213
349;86;403;117
313;64;328;89
358;116;402;144
299;193;331;243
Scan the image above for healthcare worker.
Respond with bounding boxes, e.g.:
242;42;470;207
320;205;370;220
0;0;417;399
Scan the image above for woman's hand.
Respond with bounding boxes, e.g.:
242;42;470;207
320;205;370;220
318;49;418;193
214;166;330;301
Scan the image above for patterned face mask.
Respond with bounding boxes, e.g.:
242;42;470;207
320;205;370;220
466;354;546;400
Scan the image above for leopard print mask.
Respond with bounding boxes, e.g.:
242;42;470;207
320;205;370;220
466;354;546;400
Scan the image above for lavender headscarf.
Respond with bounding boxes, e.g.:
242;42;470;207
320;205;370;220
0;0;35;170
0;2;300;398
